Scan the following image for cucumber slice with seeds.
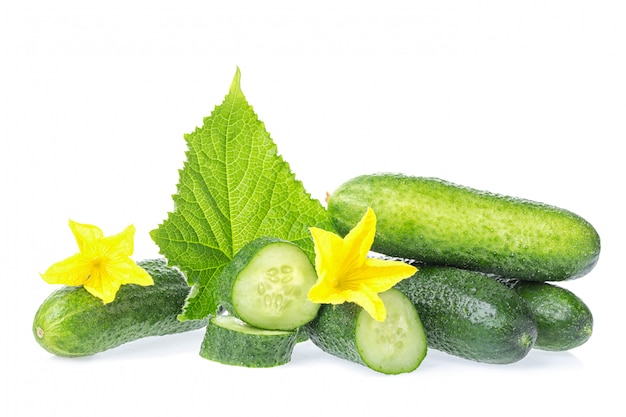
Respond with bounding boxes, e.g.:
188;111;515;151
305;288;427;374
199;315;297;368
218;237;320;331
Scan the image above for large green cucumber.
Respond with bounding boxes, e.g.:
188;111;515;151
394;265;537;364
327;174;600;282
33;258;207;357
498;279;593;351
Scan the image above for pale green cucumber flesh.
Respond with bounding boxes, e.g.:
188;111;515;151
356;289;427;374
199;315;296;367
212;315;292;335
222;237;320;330
328;174;601;282
306;288;427;374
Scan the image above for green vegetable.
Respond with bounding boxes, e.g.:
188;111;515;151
199;315;297;367
305;289;427;374
151;68;335;321
33;259;207;357
500;280;593;351
218;237;320;331
394;265;537;364
328;174;600;282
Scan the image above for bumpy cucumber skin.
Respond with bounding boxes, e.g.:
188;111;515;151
305;302;365;367
502;280;593;351
33;259;207;357
395;265;537;364
218;236;319;331
328;174;601;282
200;316;297;367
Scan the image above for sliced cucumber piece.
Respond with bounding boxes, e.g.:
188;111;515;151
199;315;297;368
306;289;427;374
218;237;320;331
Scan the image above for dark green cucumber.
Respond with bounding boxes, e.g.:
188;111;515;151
305;289;427;374
218;236;320;331
499;280;593;351
199;315;297;367
394;265;537;364
328;174;600;282
33;258;207;357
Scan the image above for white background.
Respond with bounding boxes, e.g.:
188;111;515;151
1;1;624;416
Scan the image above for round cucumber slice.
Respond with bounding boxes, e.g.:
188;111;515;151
356;289;428;374
219;237;320;331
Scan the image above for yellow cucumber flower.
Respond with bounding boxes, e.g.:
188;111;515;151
308;207;417;322
40;220;153;304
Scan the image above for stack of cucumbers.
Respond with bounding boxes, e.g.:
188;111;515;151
32;173;600;375
326;173;600;365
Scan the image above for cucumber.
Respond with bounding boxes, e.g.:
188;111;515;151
327;174;600;282
305;289;427;374
394;265;537;364
218;237;320;331
499;280;593;351
33;258;207;357
199;315;297;367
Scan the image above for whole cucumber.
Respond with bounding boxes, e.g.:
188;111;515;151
498;279;593;351
328;174;600;282
394;265;537;364
33;258;207;357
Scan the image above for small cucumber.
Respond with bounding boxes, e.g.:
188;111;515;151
394;265;537;364
328;174;600;282
199;315;297;367
33;258;207;357
305;289;427;375
218;237;320;331
499;280;593;351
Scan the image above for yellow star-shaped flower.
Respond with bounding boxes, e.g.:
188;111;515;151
40;220;154;304
308;207;417;322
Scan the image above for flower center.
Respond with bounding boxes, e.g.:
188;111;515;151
91;256;105;269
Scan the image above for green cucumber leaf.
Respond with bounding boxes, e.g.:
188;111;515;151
150;68;335;321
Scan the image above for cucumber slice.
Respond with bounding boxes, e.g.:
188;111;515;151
219;237;320;331
199;315;297;368
306;289;427;374
356;290;427;374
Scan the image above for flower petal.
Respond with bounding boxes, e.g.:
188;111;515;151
347;258;417;292
342;207;376;267
100;224;136;257
309;226;346;279
40;253;92;286
344;284;387;322
106;258;154;287
308;281;348;305
69;220;103;253
84;269;122;304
